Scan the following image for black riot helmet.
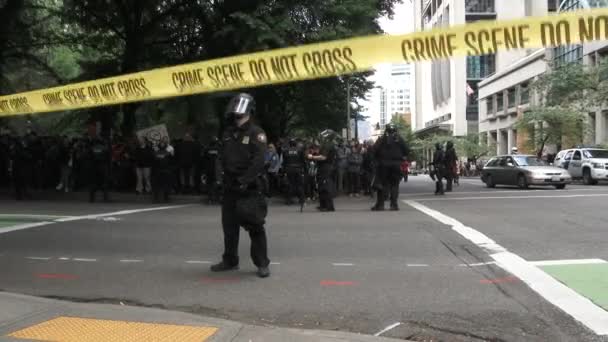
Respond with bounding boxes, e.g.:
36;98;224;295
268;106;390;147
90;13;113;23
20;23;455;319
385;123;397;135
289;138;297;147
435;142;443;151
446;141;454;149
225;93;255;122
319;129;337;142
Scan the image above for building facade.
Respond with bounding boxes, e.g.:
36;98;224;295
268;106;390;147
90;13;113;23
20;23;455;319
375;64;413;131
413;0;557;138
478;0;608;156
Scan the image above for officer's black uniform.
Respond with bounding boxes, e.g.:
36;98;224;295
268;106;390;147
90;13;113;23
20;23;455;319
433;143;446;196
87;137;111;203
203;138;221;204
9;137;33;200
317;131;337;212
283;140;306;206
372;125;409;211
211;93;270;278
152;143;173;202
445;141;457;192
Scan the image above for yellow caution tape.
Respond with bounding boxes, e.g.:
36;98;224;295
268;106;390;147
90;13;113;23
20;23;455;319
2;8;608;117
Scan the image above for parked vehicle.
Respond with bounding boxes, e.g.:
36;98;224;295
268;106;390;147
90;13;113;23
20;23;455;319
481;155;572;189
554;148;608;185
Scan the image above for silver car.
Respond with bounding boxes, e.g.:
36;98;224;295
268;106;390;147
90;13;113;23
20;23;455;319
481;155;572;189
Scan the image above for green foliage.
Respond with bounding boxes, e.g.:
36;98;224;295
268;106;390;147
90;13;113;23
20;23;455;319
515;107;585;156
516;61;594;156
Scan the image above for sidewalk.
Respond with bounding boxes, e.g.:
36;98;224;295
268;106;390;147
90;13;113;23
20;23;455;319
0;292;405;342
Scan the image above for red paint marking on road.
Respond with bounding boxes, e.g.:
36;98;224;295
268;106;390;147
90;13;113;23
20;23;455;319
480;276;518;284
200;277;240;284
37;273;78;280
320;280;357;286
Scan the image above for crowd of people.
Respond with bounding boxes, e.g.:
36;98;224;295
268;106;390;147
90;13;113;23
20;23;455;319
0;131;221;202
0;127;413;205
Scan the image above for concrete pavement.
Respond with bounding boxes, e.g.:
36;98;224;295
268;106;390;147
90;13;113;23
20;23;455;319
1;176;608;340
0;291;403;342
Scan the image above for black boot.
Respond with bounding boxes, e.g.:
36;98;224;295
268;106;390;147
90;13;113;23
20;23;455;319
210;261;239;272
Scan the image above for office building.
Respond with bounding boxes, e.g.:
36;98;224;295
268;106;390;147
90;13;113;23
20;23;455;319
413;0;554;138
478;0;608;156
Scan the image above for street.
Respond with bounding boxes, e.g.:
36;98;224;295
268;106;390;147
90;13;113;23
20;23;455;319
1;177;608;341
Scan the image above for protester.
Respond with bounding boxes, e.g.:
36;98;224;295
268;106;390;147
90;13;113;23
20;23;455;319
347;144;363;197
134;137;154;194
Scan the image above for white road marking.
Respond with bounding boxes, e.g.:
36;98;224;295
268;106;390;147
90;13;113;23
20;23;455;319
120;259;143;263
73;258;97;262
58;257;71;261
186;260;211;264
458;261;497;267
332;263;354;266
26;257;51;261
270;262;281;265
0;222;54;234
0;214;74;220
405;200;608;335
0;205;191;235
413;194;608;202
374;322;402;336
406;188;600;197
55;205;192;223
406;264;429;267
530;259;607;266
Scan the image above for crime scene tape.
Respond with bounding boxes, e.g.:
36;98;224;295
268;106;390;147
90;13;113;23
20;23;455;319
2;8;608;117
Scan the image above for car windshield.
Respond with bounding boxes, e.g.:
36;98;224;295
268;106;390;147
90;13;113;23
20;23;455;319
514;156;547;166
584;150;608;159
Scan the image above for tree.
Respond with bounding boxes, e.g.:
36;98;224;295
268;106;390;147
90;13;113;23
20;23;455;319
515;61;592;157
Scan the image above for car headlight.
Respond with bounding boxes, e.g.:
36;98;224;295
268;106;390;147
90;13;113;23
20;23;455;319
592;162;604;169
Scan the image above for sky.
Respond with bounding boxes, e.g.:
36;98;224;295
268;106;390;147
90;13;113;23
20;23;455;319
359;1;415;138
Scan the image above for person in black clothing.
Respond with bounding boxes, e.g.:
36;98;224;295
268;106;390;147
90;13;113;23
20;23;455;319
210;93;271;278
372;124;409;211
283;138;306;207
87;136;111;203
134;138;154;194
309;129;337;212
152;138;174;202
203;137;221;204
0;134;9;188
432;142;446;196
444;141;457;192
9;136;34;200
177;133;197;193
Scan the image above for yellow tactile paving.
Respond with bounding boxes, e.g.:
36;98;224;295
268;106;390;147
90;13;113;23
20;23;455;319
8;317;218;342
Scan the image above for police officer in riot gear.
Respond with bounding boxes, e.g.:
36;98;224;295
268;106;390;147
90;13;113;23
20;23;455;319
87;136;111;203
283;138;306;208
203;136;221;204
372;123;409;211
432;142;446;196
309;129;337;212
211;93;271;278
152;137;174;202
445;141;458;192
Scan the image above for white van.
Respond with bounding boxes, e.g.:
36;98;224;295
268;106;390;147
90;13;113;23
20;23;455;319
554;148;608;185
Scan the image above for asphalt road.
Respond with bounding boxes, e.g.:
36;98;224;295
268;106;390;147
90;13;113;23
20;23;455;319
1;176;608;341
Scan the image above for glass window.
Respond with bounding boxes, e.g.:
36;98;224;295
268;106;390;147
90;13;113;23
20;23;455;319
514;156;547;166
486;97;494;115
564;151;574;161
585;149;608;158
496;92;504;112
465;0;495;13
520;83;530;104
507;88;516;107
573;151;582;160
467;55;496;79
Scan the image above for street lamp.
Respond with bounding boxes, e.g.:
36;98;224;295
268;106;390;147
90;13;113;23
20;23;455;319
346;78;354;141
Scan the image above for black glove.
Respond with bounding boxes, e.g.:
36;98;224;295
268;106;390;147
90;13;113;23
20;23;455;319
236;182;248;194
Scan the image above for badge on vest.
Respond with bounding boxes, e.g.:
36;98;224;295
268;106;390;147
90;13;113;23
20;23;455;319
242;136;250;144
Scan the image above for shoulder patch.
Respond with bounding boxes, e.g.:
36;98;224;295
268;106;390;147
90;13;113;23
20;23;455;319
257;133;267;143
